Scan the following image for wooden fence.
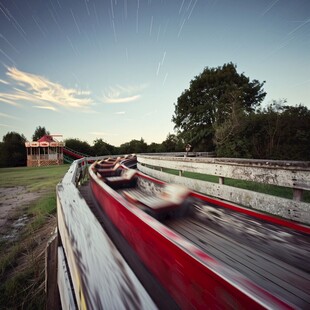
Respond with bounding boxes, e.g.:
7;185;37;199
49;157;156;309
137;155;310;225
48;154;310;308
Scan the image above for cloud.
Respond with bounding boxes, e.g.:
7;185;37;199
0;67;94;110
0;79;9;85
0;112;19;119
102;84;147;104
0;123;14;128
0;94;20;106
115;111;125;115
32;105;57;111
105;95;140;104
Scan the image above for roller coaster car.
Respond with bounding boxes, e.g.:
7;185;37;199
123;183;190;219
105;169;138;189
89;161;310;309
96;157;122;168
95;163;121;178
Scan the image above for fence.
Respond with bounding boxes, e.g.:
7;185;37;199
137;155;310;225
48;157;156;309
48;154;310;308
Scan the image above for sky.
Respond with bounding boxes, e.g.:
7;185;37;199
0;0;309;146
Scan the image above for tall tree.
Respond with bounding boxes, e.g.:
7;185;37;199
32;126;50;141
0;132;27;167
172;63;266;150
215;101;310;160
119;138;148;154
92;139;117;156
64;138;93;156
162;133;185;152
147;142;164;153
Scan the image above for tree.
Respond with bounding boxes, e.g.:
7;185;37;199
267;103;310;160
0;132;27;167
215;101;310;160
162;133;185;152
32;126;50;141
92;139;117;156
172;63;266;150
119;138;148;154
147;142;164;153
64;138;93;156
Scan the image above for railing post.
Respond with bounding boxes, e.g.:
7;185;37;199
45;233;60;310
293;188;303;202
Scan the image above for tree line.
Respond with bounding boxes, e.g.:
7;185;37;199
0;128;185;168
172;63;310;160
1;62;309;168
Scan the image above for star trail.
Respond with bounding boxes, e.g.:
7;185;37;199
0;0;309;145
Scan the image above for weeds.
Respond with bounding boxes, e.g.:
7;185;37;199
0;165;68;309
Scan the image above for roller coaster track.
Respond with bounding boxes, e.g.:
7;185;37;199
63;146;89;160
53;155;310;309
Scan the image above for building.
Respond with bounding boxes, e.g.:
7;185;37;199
25;135;64;167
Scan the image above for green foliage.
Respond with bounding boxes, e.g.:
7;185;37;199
65;138;94;156
32;126;50;141
92;138;117;156
0;132;27;167
215;101;310;160
0;165;68;189
0;165;67;309
147;142;164;153
172;63;266;150
119;138;148;154
161;133;185;152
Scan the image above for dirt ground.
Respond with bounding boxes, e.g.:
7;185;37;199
0;187;41;236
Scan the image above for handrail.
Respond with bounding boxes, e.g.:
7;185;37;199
52;157;156;309
137;155;310;224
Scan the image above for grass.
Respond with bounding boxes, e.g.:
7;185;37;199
0;164;69;309
155;166;310;203
0;165;69;191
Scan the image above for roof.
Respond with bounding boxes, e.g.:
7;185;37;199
37;135;55;143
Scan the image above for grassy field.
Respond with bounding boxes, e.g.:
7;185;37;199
0;164;69;309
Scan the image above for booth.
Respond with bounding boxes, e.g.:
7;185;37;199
25;135;64;167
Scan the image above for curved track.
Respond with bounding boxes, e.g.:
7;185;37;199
80;158;310;308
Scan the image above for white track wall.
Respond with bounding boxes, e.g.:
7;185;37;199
137;155;310;225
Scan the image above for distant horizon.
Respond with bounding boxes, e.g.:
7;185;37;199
1;0;309;146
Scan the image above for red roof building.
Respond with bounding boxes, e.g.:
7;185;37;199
25;135;65;167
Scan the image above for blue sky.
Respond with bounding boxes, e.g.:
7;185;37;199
0;0;309;146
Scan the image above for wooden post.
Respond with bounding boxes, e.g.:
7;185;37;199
45;233;60;310
293;188;303;202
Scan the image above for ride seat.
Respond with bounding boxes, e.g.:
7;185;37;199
105;169;137;188
96;163;121;177
124;183;190;214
